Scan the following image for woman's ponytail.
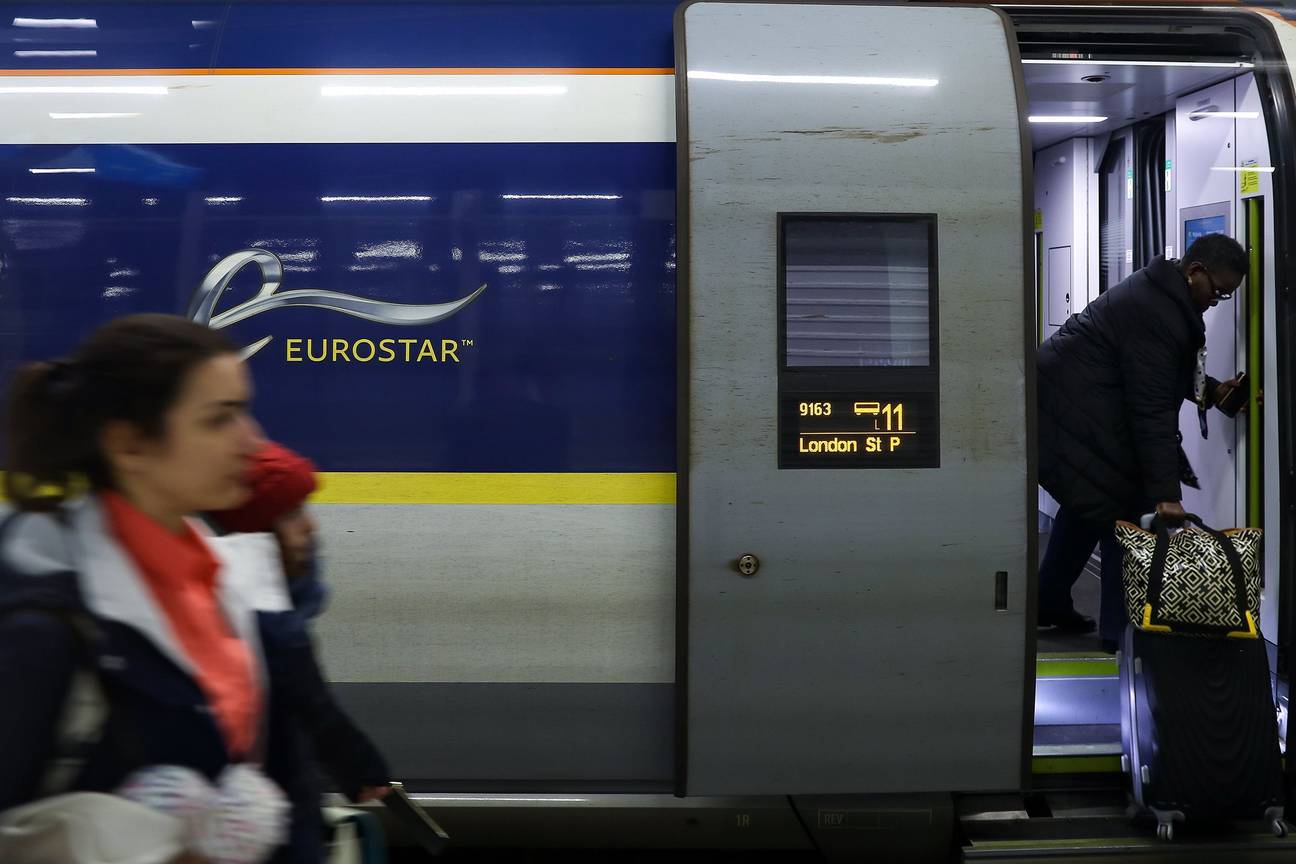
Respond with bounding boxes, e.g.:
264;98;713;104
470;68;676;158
4;359;96;511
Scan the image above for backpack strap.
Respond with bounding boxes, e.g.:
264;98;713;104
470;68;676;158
35;612;108;797
0;509;109;797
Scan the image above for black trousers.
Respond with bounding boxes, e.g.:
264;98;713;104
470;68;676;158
1038;506;1129;643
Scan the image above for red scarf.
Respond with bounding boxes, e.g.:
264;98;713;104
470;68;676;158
101;492;260;758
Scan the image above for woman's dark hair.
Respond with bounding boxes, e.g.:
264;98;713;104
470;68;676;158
4;314;237;511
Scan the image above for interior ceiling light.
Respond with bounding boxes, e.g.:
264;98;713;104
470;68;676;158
320;195;433;203
501;194;622;201
1028;115;1107;124
6;196;89;205
49;112;141;119
14;49;97;58
1189;110;1260;120
12;17;97;28
0;85;167;95
1081;74;1111;83
1212;165;1274;173
321;85;566;97
1024;59;1253;69
688;70;938;87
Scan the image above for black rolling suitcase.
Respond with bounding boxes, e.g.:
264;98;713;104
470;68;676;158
1115;514;1286;840
1119;624;1285;840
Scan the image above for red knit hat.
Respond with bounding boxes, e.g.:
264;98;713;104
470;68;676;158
210;441;318;533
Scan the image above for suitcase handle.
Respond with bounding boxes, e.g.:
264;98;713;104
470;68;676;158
1145;514;1256;638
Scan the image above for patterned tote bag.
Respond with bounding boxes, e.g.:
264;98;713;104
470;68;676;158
1114;515;1262;638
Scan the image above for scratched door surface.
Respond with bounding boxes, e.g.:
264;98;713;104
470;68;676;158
679;1;1034;794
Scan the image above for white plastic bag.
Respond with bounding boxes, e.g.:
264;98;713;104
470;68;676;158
322;807;362;864
0;791;184;864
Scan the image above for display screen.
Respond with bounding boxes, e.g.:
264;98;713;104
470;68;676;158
782;218;932;368
777;213;940;470
779;392;939;468
1184;213;1228;250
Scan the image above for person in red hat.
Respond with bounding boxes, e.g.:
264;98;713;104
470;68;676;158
209;442;390;864
212;443;327;617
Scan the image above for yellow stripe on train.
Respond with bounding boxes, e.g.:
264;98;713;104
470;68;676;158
308;472;677;505
0;472;678;506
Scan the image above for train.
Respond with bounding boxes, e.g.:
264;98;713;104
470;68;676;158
2;1;1295;858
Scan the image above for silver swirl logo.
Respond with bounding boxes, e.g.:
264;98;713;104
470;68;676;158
188;248;486;359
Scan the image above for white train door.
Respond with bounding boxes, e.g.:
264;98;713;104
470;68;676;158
677;1;1033;794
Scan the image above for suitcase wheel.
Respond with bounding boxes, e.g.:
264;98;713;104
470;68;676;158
1151;809;1183;842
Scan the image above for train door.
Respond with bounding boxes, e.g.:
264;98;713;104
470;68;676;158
676;1;1033;794
1223;55;1291;657
1173;78;1243;534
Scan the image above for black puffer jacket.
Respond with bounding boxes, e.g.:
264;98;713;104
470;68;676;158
1038;256;1205;523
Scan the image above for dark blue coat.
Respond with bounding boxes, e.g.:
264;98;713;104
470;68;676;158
0;500;275;810
260;561;390;864
0;502;390;864
1037;256;1208;523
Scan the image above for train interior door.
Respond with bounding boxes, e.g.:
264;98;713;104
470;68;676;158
1015;8;1293;783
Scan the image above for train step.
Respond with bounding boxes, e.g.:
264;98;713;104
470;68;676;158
961;793;1296;862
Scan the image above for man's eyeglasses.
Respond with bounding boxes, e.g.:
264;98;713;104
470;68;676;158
1201;267;1235;300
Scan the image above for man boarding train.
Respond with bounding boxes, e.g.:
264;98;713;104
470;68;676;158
1036;233;1250;652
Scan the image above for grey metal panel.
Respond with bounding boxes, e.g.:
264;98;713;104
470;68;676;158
333;682;673;784
1047;246;1072;328
681;2;1029;794
311;504;674;684
355;794;810;850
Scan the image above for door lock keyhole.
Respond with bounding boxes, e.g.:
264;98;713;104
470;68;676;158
737;554;760;577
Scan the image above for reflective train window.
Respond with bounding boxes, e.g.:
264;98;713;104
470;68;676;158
781;215;932;368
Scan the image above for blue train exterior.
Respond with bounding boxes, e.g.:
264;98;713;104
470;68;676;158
0;1;686;788
0;1;679;474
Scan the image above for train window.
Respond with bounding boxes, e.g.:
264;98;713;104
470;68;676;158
776;213;941;469
780;215;933;368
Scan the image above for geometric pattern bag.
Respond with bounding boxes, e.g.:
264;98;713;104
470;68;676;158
1114;514;1262;638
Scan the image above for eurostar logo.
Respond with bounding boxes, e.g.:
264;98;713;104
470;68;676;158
188;248;486;359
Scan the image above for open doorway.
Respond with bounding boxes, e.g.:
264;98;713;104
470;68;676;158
1014;8;1290;774
1031;59;1262;647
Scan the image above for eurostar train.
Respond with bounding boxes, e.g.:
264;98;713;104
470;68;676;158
3;1;1296;859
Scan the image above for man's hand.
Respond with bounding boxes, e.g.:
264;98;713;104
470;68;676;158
357;785;391;803
1214;376;1251;414
1156;501;1187;526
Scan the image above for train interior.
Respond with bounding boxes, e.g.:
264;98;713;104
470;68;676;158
1027;45;1283;741
955;11;1295;859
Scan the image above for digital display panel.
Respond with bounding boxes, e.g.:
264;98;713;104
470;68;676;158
1180;203;1230;257
782;218;931;368
779;392;939;468
777;213;940;469
1185;214;1227;249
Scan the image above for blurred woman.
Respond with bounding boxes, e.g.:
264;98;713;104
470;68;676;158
0;314;286;863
